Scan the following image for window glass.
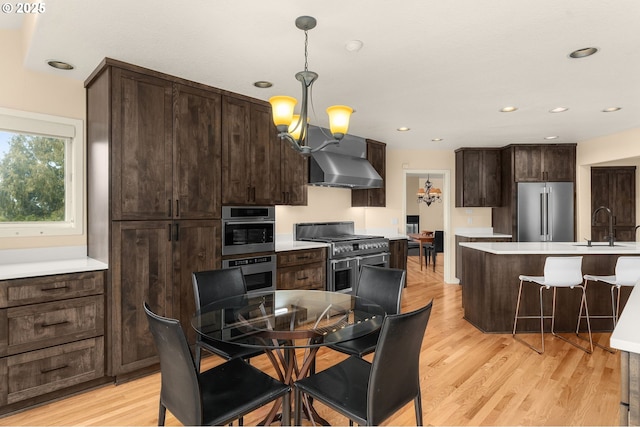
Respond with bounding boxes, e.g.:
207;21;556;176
0;108;83;237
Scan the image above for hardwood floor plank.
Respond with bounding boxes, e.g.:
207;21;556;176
0;254;620;425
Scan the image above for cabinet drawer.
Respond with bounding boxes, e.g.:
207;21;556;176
278;264;325;291
0;295;104;357
0;271;104;308
277;248;326;268
0;337;104;405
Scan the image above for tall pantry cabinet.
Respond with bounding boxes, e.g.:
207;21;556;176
86;59;222;378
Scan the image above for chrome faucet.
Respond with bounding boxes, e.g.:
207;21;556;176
592;206;614;246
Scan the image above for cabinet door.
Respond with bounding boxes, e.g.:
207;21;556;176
513;146;543;182
171;220;220;344
389;239;408;271
543;145;575;181
222;96;252;204
250;103;281;205
173;84;222;219
366;140;386;207
482;150;502;206
111;68;173;220
612;168;636;226
111;221;172;375
457;150;483;206
280;143;308;205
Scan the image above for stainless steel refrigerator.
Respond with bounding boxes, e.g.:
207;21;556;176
517;182;574;242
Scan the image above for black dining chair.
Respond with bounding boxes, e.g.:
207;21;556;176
328;265;405;358
143;302;290;426
294;300;434;426
192;267;264;370
423;230;443;270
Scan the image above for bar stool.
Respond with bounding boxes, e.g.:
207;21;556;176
512;256;592;354
580;256;640;351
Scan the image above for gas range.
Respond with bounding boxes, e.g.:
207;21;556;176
294;222;390;259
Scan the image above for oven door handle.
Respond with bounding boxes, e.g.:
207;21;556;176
223;220;275;226
330;258;357;270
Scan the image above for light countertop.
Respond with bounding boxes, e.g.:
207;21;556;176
458;241;640;255
275;240;329;252
454;227;512;239
0;246;108;281
611;285;640;354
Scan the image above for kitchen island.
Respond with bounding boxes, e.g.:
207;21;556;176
458;241;640;333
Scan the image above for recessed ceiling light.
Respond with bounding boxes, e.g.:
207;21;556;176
47;60;74;70
549;107;569;113
345;40;364;52
569;47;598;59
431;138;443;142
253;81;273;88
602;107;621;112
397;127;410;132
500;106;518;112
544;136;559;140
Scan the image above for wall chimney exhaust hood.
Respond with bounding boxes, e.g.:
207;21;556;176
306;126;383;189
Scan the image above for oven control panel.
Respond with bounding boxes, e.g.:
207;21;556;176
332;239;389;257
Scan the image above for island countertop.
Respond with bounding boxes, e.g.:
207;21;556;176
459;241;640;255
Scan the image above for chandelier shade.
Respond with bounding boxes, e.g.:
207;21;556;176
269;16;353;156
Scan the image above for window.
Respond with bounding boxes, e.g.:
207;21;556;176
0;107;84;237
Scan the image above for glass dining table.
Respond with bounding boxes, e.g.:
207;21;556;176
191;289;386;425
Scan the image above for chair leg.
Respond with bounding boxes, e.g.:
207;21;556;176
414;390;423;426
282;390;291;426
513;280;545;354
293;387;302;426
553;285;593;354
194;345;202;371
158;402;166;426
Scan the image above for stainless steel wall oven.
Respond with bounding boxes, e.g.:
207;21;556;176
222;206;275;256
222;254;277;293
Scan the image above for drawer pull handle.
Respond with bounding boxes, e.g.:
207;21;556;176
40;285;68;292
41;364;68;374
297;276;309;281
40;320;70;328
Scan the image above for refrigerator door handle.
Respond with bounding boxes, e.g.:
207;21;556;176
540;189;549;241
545;188;551;241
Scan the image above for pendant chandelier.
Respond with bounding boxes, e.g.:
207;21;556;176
269;16;353;156
417;176;443;206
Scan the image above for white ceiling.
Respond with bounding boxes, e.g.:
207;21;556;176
3;0;640;151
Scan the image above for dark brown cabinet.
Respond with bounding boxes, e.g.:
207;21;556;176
591;166;636;242
0;271;105;413
222;96;282;205
277;248;327;290
86;59;223;378
279;144;308;206
389;239;408;271
352;139;386;207
513;144;575;182
455;148;502;207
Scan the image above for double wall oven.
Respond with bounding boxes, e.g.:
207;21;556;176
221;206;276;293
295;222;390;293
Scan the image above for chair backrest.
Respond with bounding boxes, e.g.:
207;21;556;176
354;265;406;315
368;300;433;425
192;267;247;309
144;302;202;426
543;256;583;286
615;256;640;286
434;230;444;253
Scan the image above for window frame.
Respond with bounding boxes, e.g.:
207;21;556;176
0;107;84;237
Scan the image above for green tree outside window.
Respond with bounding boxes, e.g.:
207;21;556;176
0;132;66;222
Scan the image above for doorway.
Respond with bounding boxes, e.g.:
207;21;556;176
403;169;453;283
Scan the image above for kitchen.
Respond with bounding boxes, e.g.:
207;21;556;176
2;1;640;425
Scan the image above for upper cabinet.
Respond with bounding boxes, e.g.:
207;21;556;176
110;68;222;221
280;143;308;206
352;139;386;207
455;148;502;207
221;96;281;205
513;144;575;182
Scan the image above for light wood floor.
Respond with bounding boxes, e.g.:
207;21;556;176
2;255;621;426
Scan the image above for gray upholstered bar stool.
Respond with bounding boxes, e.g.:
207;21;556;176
580;256;640;351
512;256;593;354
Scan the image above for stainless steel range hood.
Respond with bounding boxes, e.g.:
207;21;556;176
306;126;383;189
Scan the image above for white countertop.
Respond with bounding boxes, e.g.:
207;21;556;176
455;232;512;238
611;285;640;354
0;246;108;281
275;240;329;252
458;241;640;255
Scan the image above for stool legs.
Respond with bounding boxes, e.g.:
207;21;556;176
577;280;618;353
513;280;593;354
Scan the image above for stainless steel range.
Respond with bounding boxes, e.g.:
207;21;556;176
294;222;390;293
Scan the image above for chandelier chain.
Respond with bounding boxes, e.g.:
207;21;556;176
304;30;309;72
